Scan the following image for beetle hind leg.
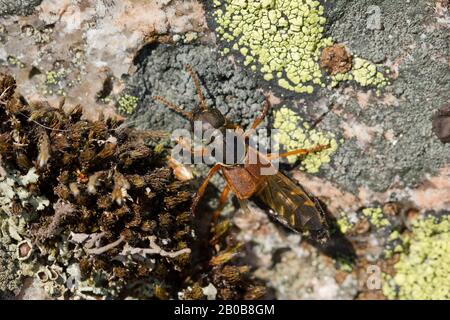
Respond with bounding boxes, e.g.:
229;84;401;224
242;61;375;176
211;185;231;224
250;98;271;130
267;144;330;161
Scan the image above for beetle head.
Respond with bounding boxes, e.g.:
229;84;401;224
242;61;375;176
192;108;226;131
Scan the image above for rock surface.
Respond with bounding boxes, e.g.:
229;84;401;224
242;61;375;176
1;0;449;300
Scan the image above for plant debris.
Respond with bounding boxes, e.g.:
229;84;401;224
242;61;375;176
320;44;353;75
432;105;450;143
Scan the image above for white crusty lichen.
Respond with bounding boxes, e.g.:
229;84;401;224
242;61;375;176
0;166;50;297
0;167;49;215
0;242;22;297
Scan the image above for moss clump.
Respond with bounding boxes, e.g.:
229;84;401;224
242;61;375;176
362;207;390;228
1;75;194;298
118;94;139;115
212;0;332;93
273;107;338;173
382;214;450;300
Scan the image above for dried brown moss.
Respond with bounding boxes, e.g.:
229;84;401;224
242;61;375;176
320;44;353;75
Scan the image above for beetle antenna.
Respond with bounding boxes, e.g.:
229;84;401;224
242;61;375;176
185;64;208;111
153;96;193;121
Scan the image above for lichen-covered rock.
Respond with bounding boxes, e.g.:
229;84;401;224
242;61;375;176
0;0;207;121
255;249;358;300
209;0;333;93
286;0;450;211
233;205;358;299
207;0;390;95
125;44;266;132
382;213;450;300
0;243;22;298
0;0;449;301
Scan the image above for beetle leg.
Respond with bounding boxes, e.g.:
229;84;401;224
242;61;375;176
153;95;194;121
185;64;208;111
267;144;330;160
175;136;209;157
224;123;241;130
191;163;222;214
250;98;271;130
211;185;231;224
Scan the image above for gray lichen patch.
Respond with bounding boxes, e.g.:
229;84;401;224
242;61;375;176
0;242;22;298
125;44;266;133
311;0;450;193
0;0;42;17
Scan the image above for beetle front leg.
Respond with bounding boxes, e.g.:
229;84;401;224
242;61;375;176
250;98;271;130
191;163;222;214
185;64;208;111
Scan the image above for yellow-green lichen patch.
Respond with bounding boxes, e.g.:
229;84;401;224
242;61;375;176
7;56;26;68
44;68;68;96
336;215;354;234
362;207;390;228
45;69;66;85
118;94;139;115
327;57;388;90
273;107;338;173
213;0;333;93
46;71;58;85
329;72;353;88
351;58;389;88
384;230;407;259
382;214;450;300
335;256;353;273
